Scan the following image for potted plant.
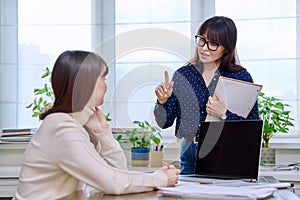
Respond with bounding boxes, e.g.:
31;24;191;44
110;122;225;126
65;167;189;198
258;92;294;164
116;120;162;166
26;67;53;118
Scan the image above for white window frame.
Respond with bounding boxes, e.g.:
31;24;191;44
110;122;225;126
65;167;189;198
0;0;299;144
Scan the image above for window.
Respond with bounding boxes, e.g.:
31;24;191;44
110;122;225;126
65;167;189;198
0;0;92;129
0;0;299;138
215;0;299;135
112;0;192;129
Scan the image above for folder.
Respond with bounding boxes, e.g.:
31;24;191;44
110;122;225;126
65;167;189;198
206;76;262;121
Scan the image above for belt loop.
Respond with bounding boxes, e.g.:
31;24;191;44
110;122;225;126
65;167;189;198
193;136;198;144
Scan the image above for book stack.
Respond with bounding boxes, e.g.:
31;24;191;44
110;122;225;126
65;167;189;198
0;128;37;197
0;128;37;143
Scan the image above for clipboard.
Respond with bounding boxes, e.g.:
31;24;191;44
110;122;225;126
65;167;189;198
206;76;263;121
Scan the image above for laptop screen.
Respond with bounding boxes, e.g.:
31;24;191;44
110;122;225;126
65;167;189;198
195;120;263;180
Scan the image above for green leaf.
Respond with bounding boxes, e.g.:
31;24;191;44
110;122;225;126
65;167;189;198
133;120;141;125
116;135;122;141
26;103;33;108
105;113;112;122
145;120;151;127
32;112;39;117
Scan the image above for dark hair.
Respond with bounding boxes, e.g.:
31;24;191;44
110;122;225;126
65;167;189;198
40;50;108;120
188;16;244;72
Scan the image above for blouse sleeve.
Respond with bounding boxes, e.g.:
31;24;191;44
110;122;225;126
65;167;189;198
154;94;179;129
154;70;182;129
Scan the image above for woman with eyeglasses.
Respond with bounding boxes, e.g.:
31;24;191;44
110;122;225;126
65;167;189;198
154;16;259;174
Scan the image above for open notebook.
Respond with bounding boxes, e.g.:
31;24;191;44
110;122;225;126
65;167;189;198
179;120;264;183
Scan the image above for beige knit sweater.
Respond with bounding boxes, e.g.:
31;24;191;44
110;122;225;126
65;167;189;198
15;109;167;200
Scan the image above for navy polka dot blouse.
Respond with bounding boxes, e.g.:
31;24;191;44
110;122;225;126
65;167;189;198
154;64;259;139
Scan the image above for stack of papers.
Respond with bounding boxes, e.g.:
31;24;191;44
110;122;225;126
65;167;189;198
159;181;277;200
206;76;262;121
0;128;36;143
260;163;299;171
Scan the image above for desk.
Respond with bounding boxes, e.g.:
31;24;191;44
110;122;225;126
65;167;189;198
59;189;299;200
1;166;299;199
259;169;300;196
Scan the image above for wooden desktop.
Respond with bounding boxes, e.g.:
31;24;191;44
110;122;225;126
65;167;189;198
0;142;299;199
59;188;299;200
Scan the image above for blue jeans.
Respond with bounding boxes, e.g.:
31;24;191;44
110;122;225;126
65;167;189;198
180;140;198;174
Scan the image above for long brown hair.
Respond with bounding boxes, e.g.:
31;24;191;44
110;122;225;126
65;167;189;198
188;16;244;72
40;50;108;148
40;50;108;119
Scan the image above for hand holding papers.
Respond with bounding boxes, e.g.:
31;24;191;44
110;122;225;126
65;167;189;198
206;76;262;121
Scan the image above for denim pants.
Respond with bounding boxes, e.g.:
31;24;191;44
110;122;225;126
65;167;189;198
180;140;198;174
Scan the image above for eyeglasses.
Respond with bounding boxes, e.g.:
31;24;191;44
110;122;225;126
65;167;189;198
194;35;220;51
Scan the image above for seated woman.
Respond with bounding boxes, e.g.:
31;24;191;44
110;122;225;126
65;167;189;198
14;50;180;200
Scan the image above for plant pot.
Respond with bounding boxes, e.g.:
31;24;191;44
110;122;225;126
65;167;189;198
260;147;275;164
131;147;150;166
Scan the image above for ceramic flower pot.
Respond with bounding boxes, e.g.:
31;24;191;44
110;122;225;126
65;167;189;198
131;147;150;166
260;147;275;164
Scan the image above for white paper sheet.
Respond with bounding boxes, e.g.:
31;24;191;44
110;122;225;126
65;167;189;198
159;181;276;200
206;76;262;121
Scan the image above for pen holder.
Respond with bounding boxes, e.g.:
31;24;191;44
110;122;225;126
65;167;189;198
150;150;163;167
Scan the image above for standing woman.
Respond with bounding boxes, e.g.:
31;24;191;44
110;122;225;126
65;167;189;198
154;16;259;174
15;50;179;200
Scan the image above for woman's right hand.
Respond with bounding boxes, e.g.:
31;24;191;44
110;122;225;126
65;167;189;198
85;107;109;133
160;165;180;187
155;71;174;105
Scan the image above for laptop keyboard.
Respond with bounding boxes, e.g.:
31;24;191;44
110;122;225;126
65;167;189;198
258;176;279;183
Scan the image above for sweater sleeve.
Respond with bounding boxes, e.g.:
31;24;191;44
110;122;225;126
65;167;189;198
55;120;168;195
94;127;128;170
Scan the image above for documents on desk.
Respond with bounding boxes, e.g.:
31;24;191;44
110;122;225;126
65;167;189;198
158;181;284;199
0;128;36;143
260;163;300;171
206;76;262;121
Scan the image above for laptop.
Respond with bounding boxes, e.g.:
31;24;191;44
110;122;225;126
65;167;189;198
179;120;264;184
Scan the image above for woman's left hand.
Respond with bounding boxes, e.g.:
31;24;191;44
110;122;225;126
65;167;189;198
206;92;226;118
160;165;180;186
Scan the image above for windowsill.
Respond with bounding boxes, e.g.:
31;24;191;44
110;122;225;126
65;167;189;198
269;135;300;165
269;136;300;149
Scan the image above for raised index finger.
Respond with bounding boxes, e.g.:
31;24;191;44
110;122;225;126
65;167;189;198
164;71;170;84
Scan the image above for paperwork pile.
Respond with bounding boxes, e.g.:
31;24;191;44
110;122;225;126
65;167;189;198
159;181;277;200
206;76;262;121
0;128;36;143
